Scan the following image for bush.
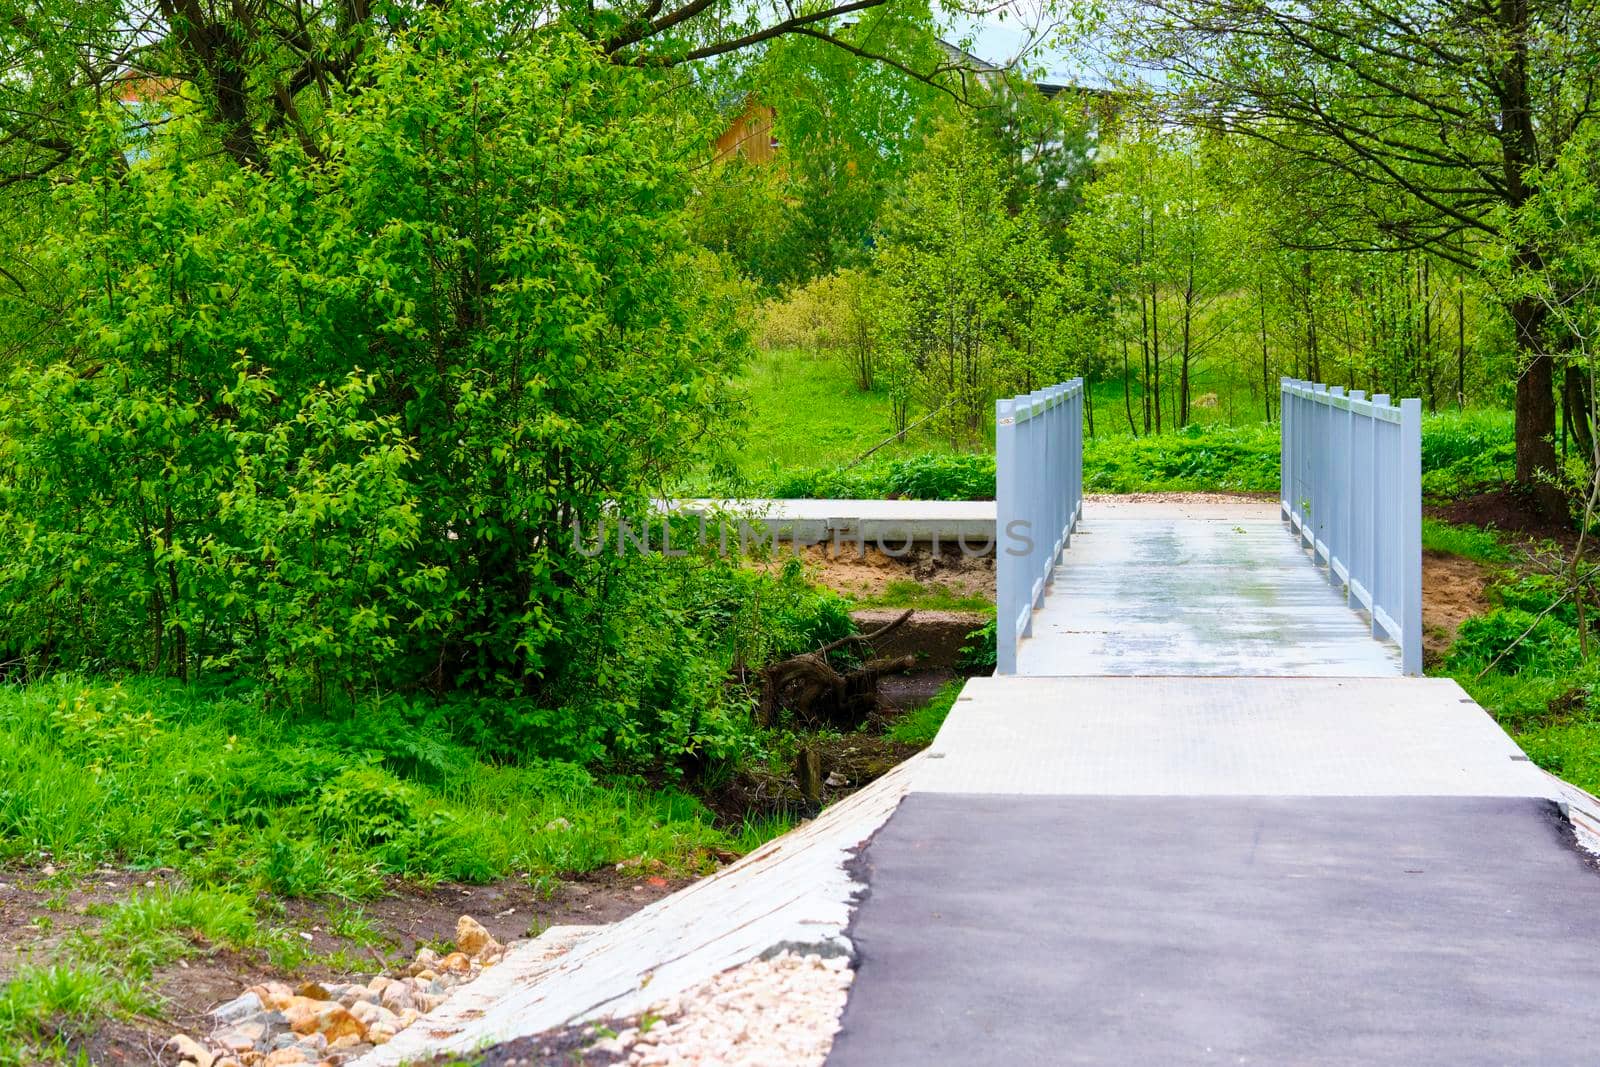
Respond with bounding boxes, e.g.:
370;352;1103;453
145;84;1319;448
757;270;884;392
1448;607;1579;675
771;452;996;500
1420;409;1515;500
1084;423;1280;493
0;12;764;762
0;676;752;895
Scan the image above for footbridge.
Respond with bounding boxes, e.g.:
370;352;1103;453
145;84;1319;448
995;377;1422;675
829;378;1600;1066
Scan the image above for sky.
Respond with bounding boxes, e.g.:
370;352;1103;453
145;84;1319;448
941;1;1121;90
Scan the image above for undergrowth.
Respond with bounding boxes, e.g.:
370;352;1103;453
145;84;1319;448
1431;525;1600;797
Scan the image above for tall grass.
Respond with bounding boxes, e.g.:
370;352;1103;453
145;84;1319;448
0;677;741;899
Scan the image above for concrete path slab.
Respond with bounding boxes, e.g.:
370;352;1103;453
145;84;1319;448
670;498;996;544
829;793;1600;1067
915;677;1555;798
1018;514;1400;676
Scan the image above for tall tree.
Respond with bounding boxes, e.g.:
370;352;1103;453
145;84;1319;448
1121;0;1600;514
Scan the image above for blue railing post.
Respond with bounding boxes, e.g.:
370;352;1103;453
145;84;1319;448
1280;377;1292;521
996;395;1019;675
1279;380;1422;675
994;377;1084;675
1400;397;1423;675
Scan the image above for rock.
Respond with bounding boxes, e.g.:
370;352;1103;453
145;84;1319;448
413;968;438;983
261;1051;308;1066
283;997;366;1042
366;976;392;996
378;985;414;1015
214;1060;242;1067
329;1034;364;1051
295;981;332;1001
215;1024;265;1053
296;1033;327;1054
397;1009;420;1028
249;983;296;1011
308;1003;366;1043
165;1034;215;1067
454;915;499;958
439;952;471;974
352;1004;401;1046
218;1011;287;1051
337;986;378;1008
212;992;265;1025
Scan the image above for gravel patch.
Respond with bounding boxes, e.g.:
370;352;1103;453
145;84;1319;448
445;951;853;1067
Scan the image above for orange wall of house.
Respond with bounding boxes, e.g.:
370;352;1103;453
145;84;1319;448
712;101;778;164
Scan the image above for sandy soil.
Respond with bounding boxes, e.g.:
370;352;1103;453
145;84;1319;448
788;544;994;600
1422;550;1493;665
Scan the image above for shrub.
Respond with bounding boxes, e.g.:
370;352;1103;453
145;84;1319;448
771;453;996;500
1448;607;1578;675
1083;423;1280;493
0;12;759;762
1420;409;1515;500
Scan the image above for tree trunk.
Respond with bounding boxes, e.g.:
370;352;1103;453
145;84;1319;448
1122;330;1137;435
1513;309;1564;519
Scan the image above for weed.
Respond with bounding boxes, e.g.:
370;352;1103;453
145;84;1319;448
851;580;993;613
883;680;965;747
0;963;149;1066
1422;519;1513;564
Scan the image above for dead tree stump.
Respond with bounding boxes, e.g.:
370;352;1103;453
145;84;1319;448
757;610;917;730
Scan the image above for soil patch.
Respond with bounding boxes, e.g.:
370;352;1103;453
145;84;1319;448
1422;550;1493;666
1429;485;1575;546
851;609;986;670
704;731;924;829
791;544;993;601
877;667;957;711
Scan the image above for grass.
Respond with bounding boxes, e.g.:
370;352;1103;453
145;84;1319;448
698;347;1520;503
0;672;810;1062
0;882;340;1063
0;676;748;898
883;679;964;746
0;964;149;1066
1422;519;1514;564
693;348;956;493
850;580;993;613
1423;522;1600;799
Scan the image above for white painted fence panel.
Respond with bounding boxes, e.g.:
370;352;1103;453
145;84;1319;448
1280;378;1422;674
996;379;1084;675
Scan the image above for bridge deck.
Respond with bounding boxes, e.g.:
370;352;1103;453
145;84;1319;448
1017;498;1401;676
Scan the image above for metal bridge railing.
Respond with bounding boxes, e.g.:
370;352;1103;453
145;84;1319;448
1280;377;1422;675
996;379;1084;675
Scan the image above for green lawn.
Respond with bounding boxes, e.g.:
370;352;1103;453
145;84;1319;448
706;348;955;491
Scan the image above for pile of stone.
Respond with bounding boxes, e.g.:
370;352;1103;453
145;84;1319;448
590;950;853;1066
164;916;505;1067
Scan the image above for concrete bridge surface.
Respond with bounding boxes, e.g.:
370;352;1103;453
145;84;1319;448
829;497;1600;1066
